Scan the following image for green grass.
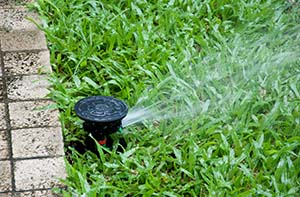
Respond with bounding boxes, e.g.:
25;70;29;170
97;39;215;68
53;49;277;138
31;0;300;196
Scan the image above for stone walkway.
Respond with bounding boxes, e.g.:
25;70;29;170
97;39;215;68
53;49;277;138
0;1;66;196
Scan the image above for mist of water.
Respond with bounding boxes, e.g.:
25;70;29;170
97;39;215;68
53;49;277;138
122;25;300;128
122;97;210;127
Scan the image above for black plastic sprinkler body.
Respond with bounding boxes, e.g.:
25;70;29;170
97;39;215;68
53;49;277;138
74;96;128;152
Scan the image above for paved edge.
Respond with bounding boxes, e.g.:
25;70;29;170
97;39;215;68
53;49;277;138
0;1;66;196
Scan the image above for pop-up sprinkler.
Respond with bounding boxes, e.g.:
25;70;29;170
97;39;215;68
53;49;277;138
74;96;128;152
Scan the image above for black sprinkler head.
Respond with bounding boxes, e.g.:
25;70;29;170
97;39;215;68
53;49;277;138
74;96;128;152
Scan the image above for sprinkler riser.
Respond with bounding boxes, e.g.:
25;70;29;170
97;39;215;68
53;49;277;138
74;95;128;150
83;120;122;139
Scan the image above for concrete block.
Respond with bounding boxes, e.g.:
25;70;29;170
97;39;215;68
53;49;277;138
0;193;12;197
0;130;9;159
14;157;66;191
0;30;47;51
0;103;7;130
7;75;50;100
14;190;60;197
0;55;2;77
0;160;11;192
12;127;64;158
0;7;39;32
0;0;33;8
9;101;60;129
0;78;3;102
3;51;51;75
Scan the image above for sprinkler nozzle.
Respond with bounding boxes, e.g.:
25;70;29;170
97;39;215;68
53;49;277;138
74;95;128;151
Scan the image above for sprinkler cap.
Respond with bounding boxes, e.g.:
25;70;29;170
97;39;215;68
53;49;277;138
74;96;128;123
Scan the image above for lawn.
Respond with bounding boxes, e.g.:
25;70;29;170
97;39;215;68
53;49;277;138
31;0;300;196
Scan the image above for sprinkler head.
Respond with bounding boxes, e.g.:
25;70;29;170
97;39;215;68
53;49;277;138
74;96;128;151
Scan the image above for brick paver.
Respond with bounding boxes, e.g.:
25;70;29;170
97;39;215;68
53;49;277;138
3;51;51;75
0;160;11;192
0;1;66;196
0;130;9;159
7;75;50;100
11;127;64;158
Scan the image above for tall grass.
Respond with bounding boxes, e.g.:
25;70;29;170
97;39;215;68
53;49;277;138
32;0;300;196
